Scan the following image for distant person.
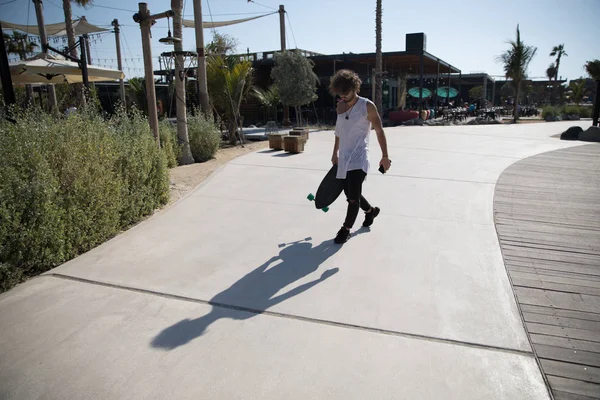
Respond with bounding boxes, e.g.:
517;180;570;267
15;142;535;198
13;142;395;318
65;104;77;117
328;69;391;244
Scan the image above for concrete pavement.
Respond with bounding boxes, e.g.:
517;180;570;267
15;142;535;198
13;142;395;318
0;121;590;399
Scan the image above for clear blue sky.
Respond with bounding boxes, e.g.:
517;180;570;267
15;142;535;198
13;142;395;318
2;0;599;82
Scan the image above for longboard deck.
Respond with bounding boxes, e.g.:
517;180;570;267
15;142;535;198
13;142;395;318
314;164;345;209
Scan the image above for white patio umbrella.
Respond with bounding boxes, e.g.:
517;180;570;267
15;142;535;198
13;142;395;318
9;54;124;84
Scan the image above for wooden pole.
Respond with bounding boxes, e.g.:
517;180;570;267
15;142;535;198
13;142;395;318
192;0;210;114
111;19;126;105
435;60;439;114
32;0;57;111
79;36;90;92
0;20;16;107
418;51;424;115
171;0;194;164
279;4;290;126
136;2;160;146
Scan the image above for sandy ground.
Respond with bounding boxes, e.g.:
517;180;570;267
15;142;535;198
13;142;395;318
167;140;269;206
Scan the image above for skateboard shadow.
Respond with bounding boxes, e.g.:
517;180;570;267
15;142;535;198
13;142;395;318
272;152;296;157
150;237;361;350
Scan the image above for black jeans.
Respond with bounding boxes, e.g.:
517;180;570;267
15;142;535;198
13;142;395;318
342;169;372;228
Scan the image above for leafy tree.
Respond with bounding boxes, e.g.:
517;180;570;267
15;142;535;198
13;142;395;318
3;32;37;60
271;50;319;126
468;85;484;101
585;59;600;126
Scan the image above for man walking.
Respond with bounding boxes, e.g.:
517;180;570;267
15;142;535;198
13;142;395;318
329;69;391;244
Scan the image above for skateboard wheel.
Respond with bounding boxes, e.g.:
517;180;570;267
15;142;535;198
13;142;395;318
322;207;329;213
307;193;315;201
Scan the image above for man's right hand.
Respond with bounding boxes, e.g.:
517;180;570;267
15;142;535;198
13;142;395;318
331;153;338;165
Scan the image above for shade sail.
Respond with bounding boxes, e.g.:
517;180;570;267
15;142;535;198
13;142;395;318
182;12;276;28
436;87;459;98
10;54;124;84
1;18;109;37
408;87;432;98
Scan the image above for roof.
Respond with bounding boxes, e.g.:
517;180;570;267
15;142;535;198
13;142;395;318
309;50;460;75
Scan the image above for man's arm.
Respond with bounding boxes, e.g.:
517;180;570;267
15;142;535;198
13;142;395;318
366;102;391;170
332;101;345;164
332;136;339;164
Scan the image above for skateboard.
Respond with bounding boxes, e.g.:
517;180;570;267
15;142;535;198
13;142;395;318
307;164;344;212
307;161;391;212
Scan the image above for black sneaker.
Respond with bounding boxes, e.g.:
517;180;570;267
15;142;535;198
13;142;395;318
334;227;351;244
362;207;380;227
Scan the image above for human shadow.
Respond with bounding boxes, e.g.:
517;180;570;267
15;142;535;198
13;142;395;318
150;234;366;350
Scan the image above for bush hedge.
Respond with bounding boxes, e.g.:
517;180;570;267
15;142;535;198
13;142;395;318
0;107;170;292
187;111;221;162
542;105;592;119
159;119;181;168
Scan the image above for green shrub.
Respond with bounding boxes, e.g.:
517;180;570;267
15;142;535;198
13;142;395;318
187;111;221;162
110;108;169;226
564;105;579;116
542;106;559;118
159;119;181;168
578;106;591;118
0;107;170;292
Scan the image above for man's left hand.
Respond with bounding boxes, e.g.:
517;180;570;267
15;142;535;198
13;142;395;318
380;157;391;172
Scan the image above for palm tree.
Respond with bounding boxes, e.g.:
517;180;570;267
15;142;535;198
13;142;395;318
569;80;586;106
550;44;567;82
497;25;537;122
126;77;147;113
62;0;92;106
206;55;254;144
374;0;383;113
546;63;556;104
170;0;194;165
550;44;567;104
546;63;556;82
3;32;37;60
253;85;280;122
585;59;600;126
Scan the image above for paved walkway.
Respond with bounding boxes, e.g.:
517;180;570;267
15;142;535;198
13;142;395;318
495;144;600;399
0;121;591;399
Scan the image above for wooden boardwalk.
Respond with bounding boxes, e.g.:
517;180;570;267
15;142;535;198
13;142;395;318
494;144;600;400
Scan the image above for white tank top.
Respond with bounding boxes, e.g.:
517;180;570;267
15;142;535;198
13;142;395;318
334;96;372;179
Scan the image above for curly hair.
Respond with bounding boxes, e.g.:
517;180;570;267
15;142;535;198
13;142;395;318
329;69;362;96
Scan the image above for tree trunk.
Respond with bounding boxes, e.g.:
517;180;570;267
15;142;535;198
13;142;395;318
593;80;600;127
171;0;195;164
374;0;383;113
228;120;237;145
513;81;520;123
397;72;407;110
296;106;302;127
62;0;85;107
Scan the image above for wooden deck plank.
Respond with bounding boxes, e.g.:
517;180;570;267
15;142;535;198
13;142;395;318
526;322;600;343
494;144;600;398
513;278;600;297
510;271;600;290
541;359;600;384
553;389;600;400
521;305;600;323
531;334;600;354
523;312;600;332
515;287;600;314
535;344;600;368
